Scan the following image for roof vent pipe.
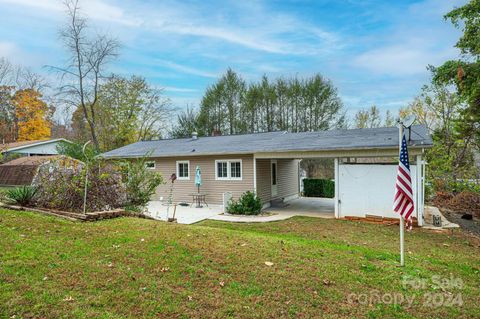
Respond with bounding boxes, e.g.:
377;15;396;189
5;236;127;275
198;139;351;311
192;132;198;140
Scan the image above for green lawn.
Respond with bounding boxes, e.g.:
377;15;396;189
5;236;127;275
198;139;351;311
0;209;479;318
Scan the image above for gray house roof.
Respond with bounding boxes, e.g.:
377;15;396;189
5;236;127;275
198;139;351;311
101;125;432;159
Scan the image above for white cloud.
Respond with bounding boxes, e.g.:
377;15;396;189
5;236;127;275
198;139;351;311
351;0;463;76
162;86;198;93
0;0;141;26
353;45;456;76
0;0;339;55
0;41;18;58
155;60;218;78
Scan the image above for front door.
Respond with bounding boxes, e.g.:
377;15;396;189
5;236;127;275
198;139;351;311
271;160;278;197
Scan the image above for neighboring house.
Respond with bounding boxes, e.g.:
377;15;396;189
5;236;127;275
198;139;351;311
0;138;71;157
101;125;433;225
0;155;82;187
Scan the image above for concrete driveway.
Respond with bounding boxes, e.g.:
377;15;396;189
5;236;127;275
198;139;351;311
146;201;222;224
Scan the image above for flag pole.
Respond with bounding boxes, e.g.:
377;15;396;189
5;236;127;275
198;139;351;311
398;123;405;267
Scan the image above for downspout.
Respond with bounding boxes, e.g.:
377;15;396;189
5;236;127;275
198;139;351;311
253;154;257;195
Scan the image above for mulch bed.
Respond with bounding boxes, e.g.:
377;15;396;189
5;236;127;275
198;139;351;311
0;203;153;222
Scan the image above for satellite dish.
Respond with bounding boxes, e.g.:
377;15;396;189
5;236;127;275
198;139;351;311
402;115;416;128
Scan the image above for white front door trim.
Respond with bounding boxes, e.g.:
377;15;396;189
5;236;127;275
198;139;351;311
271;159;278;198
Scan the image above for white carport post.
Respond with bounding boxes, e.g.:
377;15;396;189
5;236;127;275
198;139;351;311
334;157;340;218
253;154;257;195
416;155;424;226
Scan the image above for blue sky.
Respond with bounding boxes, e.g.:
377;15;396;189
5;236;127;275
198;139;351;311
0;0;467;120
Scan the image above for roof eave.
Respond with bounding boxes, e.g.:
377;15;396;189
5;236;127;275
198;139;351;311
100;143;433;159
2;138;72;153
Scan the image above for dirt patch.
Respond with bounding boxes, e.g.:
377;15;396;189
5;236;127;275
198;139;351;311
431;191;480;237
441;209;480;238
432;191;480;218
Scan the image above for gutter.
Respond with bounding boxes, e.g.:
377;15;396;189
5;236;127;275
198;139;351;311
99;143;433;160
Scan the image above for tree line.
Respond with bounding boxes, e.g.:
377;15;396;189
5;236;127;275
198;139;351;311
171;69;346;137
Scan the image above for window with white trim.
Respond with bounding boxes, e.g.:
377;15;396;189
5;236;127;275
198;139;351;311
215;160;242;180
176;161;190;180
145;161;156;169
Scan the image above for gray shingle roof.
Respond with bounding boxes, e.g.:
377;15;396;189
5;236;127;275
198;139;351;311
100;125;432;159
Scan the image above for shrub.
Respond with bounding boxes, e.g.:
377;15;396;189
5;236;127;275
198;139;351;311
303;178;335;198
119;157;164;212
56;141;100;162
226;191;262;215
34;157;127;213
4;186;37;206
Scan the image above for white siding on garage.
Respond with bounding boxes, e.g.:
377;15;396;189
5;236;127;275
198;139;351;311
338;164;418;219
10;141;64;155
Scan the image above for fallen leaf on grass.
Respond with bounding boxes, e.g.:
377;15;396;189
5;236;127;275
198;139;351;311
265;261;274;266
323;279;334;286
219;281;225;287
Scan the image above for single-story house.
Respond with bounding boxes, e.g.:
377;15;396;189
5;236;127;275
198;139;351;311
101;125;432;225
1;138;71;157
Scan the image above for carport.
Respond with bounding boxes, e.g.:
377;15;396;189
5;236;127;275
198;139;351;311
252;125;431;226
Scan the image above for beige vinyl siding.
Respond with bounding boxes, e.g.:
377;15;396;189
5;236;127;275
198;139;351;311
256;159;271;203
255;158;300;204
153;154;254;205
277;159;300;199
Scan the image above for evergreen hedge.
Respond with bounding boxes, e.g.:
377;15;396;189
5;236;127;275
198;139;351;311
303;178;335;198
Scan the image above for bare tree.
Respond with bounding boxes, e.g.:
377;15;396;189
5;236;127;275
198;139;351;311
0;57;13;86
14;67;49;92
51;0;119;148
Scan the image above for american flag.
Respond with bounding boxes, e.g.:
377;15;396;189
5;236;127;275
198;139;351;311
393;131;414;220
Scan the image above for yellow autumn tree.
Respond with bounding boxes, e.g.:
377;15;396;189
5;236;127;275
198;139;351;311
13;89;52;141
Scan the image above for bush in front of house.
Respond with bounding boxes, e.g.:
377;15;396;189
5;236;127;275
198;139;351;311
119;157;164;212
303;178;335;198
3;186;37;206
226;191;262;215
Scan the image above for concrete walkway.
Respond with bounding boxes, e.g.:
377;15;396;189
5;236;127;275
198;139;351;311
423;205;459;230
146;201;222;224
209;197;334;223
146;197;334;224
